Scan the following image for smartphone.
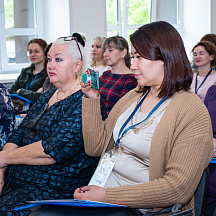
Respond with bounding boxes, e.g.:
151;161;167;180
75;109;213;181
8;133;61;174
82;68;99;91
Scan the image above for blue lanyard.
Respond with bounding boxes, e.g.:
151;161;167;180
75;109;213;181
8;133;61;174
195;68;212;94
26;73;41;90
115;90;168;147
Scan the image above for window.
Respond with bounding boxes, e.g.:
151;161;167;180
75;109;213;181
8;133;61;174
0;0;44;73
106;0;181;42
106;0;151;41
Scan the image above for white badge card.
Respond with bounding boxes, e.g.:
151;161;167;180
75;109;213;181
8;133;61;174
88;150;118;188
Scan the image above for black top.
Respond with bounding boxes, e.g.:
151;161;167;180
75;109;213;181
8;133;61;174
9;66;47;102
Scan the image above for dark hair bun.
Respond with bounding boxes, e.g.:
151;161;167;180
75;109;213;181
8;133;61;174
72;33;85;47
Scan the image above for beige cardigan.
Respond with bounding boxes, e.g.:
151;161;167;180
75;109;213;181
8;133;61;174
82;88;213;213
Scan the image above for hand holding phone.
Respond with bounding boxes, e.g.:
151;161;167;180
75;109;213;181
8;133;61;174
82;69;99;91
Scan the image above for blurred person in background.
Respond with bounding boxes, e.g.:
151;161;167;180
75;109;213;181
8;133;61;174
88;36;111;77
9;38;48;103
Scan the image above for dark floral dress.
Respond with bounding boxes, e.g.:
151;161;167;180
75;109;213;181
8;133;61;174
0;89;107;216
0;84;15;150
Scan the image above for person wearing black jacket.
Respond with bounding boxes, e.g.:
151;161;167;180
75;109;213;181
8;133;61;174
9;38;48;103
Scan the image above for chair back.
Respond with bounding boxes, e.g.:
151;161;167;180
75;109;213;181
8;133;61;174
194;167;210;216
145;167;209;216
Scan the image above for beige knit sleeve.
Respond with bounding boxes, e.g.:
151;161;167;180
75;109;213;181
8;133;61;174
82;95;108;156
105;92;213;209
82;89;139;157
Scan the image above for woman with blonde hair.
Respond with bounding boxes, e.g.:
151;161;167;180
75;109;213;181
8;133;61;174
88;36;111;77
0;33;107;215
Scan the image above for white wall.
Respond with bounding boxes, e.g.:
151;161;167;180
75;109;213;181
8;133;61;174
212;0;216;33
69;0;107;69
69;0;107;45
155;0;177;24
179;0;211;60
42;0;70;44
42;0;107;70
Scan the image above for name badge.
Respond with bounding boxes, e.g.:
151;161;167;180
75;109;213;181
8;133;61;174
88;149;118;188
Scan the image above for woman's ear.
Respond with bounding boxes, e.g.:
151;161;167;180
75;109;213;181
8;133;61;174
121;48;127;59
74;60;82;73
210;54;214;61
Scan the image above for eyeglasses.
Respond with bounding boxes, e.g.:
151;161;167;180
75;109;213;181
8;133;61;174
27;50;42;56
58;36;83;60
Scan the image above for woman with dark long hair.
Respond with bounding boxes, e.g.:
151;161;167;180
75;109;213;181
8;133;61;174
30;21;213;216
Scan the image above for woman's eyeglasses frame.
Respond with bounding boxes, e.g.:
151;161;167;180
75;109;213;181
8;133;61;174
58;36;83;60
27;50;42;56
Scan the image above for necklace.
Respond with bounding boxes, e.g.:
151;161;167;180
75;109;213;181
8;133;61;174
118;102;168;153
56;82;81;101
114;90;169;152
131;105;168;134
129;95;168;135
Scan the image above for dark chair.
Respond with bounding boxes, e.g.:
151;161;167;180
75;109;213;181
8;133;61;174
145;168;209;216
194;167;209;216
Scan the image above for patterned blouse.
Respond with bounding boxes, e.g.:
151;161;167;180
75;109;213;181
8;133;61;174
0;83;15;150
0;89;107;215
99;70;137;113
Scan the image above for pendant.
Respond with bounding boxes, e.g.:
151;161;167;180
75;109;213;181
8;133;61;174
134;129;139;134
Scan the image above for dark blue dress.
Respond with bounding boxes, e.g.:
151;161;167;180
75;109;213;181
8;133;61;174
204;85;216;208
0;89;107;216
0;83;15;150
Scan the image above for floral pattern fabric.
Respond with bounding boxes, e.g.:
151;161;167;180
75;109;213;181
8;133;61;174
0;89;107;215
0;84;15;150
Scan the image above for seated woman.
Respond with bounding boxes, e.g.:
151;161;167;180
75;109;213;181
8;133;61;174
30;21;213;216
9;38;48;103
0;84;15;151
88;36;111;77
99;36;137;113
204;85;216;216
0;33;106;215
190;40;216;102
